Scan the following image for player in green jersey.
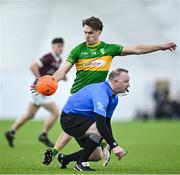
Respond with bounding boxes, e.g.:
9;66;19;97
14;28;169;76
34;17;176;167
67;41;123;94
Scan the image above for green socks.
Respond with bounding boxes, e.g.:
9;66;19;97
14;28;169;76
52;148;59;157
99;140;107;149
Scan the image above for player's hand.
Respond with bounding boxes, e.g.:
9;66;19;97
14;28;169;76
30;84;40;96
112;146;127;160
161;42;177;51
30;78;40;96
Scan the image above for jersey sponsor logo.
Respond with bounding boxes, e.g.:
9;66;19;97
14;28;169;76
82;60;106;68
97;102;105;111
76;56;112;71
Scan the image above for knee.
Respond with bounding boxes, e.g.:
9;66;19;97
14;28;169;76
88;133;102;161
51;109;59;118
89;132;102;142
87;127;101;138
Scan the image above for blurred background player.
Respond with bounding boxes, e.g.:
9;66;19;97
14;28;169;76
5;38;64;148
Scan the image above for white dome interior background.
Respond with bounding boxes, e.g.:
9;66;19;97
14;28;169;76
0;0;179;120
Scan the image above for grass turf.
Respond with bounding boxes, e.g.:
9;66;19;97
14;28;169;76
0;120;180;174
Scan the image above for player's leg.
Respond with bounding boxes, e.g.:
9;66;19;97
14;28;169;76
54;131;72;152
84;122;103;161
86;122;111;166
42;102;59;133
42;119;73;165
11;103;40;131
39;102;59;147
56;136;102;170
89;147;102;161
43;112;102;170
55;125;109;165
57;133;102;171
58;113;102;171
42;131;72;165
58;122;108;171
5;103;40;147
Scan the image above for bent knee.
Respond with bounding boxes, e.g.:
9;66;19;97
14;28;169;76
51;109;59;118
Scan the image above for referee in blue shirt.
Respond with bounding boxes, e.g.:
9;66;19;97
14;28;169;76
44;68;130;171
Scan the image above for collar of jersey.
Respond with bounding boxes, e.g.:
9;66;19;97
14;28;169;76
104;81;114;97
86;40;101;48
52;52;61;61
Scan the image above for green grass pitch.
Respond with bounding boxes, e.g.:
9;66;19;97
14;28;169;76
0;120;180;174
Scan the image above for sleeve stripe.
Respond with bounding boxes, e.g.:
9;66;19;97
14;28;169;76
67;57;74;64
119;46;123;54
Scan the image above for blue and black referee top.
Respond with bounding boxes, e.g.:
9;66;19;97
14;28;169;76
62;81;119;120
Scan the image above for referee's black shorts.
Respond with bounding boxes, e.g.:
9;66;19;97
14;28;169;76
60;111;94;147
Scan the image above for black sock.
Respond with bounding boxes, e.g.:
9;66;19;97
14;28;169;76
40;132;47;137
78;137;100;163
65;150;83;163
10;130;15;135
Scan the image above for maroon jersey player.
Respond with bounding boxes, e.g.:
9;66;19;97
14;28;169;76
5;38;64;148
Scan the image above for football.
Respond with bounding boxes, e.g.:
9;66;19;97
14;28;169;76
36;75;58;96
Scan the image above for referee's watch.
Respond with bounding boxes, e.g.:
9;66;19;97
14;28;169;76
110;142;118;149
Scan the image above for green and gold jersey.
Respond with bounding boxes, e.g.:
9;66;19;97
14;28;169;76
67;41;123;94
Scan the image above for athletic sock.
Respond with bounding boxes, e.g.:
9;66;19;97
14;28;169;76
99;140;106;149
41;132;47;136
65;150;83;163
10;130;15;135
78;136;100;163
52;148;59;157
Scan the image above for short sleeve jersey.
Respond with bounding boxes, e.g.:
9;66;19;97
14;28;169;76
39;53;62;76
63;81;119;120
33;53;62;85
67;41;123;94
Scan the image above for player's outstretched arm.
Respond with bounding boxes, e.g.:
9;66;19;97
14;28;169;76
52;61;73;82
120;42;177;56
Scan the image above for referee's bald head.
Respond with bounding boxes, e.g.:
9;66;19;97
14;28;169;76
108;68;128;81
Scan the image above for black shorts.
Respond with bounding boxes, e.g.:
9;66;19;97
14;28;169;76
60;111;94;145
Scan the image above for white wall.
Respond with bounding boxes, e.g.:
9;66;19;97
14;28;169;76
1;61;179;121
0;0;180;120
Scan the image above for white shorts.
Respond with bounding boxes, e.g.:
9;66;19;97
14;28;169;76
31;93;54;106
